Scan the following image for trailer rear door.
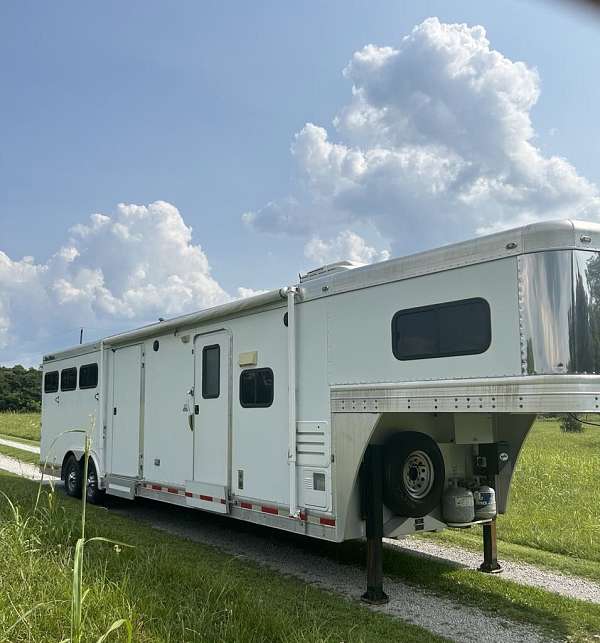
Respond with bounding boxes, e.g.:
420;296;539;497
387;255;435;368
186;331;230;513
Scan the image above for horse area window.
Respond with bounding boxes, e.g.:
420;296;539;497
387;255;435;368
79;363;98;389
44;371;59;393
60;367;77;391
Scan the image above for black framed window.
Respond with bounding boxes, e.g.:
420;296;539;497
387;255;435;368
392;297;491;360
79;363;98;389
44;371;59;394
60;367;77;391
240;368;274;408
202;345;220;399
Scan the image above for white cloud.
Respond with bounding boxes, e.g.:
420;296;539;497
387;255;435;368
304;230;390;266
244;17;600;251
236;287;269;299
0;201;230;363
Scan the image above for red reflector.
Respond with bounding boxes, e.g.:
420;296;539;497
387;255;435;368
319;517;336;527
167;487;178;494
299;511;307;521
151;484;162;491
240;502;252;510
261;505;278;515
185;492;193;497
220;499;226;504
199;494;213;502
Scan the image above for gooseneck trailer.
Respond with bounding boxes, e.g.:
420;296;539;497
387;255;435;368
40;219;600;601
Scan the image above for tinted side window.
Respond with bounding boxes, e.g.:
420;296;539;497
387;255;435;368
79;363;98;389
392;298;491;360
240;368;274;408
60;367;77;391
202;345;220;399
44;371;59;393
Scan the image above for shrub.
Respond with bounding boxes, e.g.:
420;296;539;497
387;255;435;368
560;414;584;433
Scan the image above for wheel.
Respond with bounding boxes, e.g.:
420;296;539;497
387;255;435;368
64;455;82;498
382;431;445;517
85;458;105;505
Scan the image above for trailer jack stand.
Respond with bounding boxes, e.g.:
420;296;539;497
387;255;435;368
361;445;389;605
479;518;503;574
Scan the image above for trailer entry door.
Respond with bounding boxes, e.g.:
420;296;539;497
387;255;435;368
110;345;142;478
188;331;230;513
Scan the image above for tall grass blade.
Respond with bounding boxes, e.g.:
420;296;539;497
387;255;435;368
71;537;85;643
95;618;133;643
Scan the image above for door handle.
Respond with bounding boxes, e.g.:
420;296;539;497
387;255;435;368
194;404;199;415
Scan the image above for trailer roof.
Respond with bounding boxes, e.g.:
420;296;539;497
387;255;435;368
44;218;600;362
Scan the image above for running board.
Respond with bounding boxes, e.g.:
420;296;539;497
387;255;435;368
105;475;137;500
185;481;228;514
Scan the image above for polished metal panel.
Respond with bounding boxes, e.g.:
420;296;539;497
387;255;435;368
520;250;600;374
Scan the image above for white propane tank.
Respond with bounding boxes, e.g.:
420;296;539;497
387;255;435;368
442;479;475;524
474;485;497;520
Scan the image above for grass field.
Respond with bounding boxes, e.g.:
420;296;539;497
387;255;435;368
0;411;41;441
0;472;444;643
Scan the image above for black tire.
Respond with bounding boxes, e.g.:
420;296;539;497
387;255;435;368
85;459;106;505
64;455;82;498
383;431;445;517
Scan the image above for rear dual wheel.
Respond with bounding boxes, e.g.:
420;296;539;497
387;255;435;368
63;455;105;505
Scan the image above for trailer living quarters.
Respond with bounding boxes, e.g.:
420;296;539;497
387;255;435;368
41;219;600;601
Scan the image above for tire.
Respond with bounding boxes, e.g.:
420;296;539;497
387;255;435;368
64;455;82;498
383;431;445;517
85;459;105;505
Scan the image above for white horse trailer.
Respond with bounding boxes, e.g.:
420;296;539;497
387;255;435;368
40;219;600;602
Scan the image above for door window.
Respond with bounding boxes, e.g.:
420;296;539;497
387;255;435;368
202;345;220;399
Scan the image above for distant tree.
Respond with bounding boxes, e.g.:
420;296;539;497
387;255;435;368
0;366;42;412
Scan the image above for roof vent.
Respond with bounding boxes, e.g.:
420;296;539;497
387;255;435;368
299;260;364;283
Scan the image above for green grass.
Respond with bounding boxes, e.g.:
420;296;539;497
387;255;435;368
0;472;443;643
0;411;41;442
0;433;41;448
422;418;600;579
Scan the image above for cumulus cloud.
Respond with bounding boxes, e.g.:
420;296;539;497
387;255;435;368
305;230;390;266
244;17;600;252
0;201;231;363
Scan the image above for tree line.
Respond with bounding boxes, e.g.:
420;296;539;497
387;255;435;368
0;365;42;412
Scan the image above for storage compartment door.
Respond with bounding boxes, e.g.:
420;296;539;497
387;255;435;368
110;345;142;478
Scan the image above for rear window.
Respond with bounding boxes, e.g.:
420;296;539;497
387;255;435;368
392;298;491;360
44;371;59;394
240;368;274;408
60;367;77;391
79;363;98;389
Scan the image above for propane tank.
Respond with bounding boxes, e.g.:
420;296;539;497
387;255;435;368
442;479;475;524
473;484;497;520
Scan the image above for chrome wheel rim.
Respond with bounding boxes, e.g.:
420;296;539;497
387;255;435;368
403;450;434;499
67;468;78;492
87;469;97;496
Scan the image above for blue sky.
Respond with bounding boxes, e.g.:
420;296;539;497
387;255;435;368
1;1;599;365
